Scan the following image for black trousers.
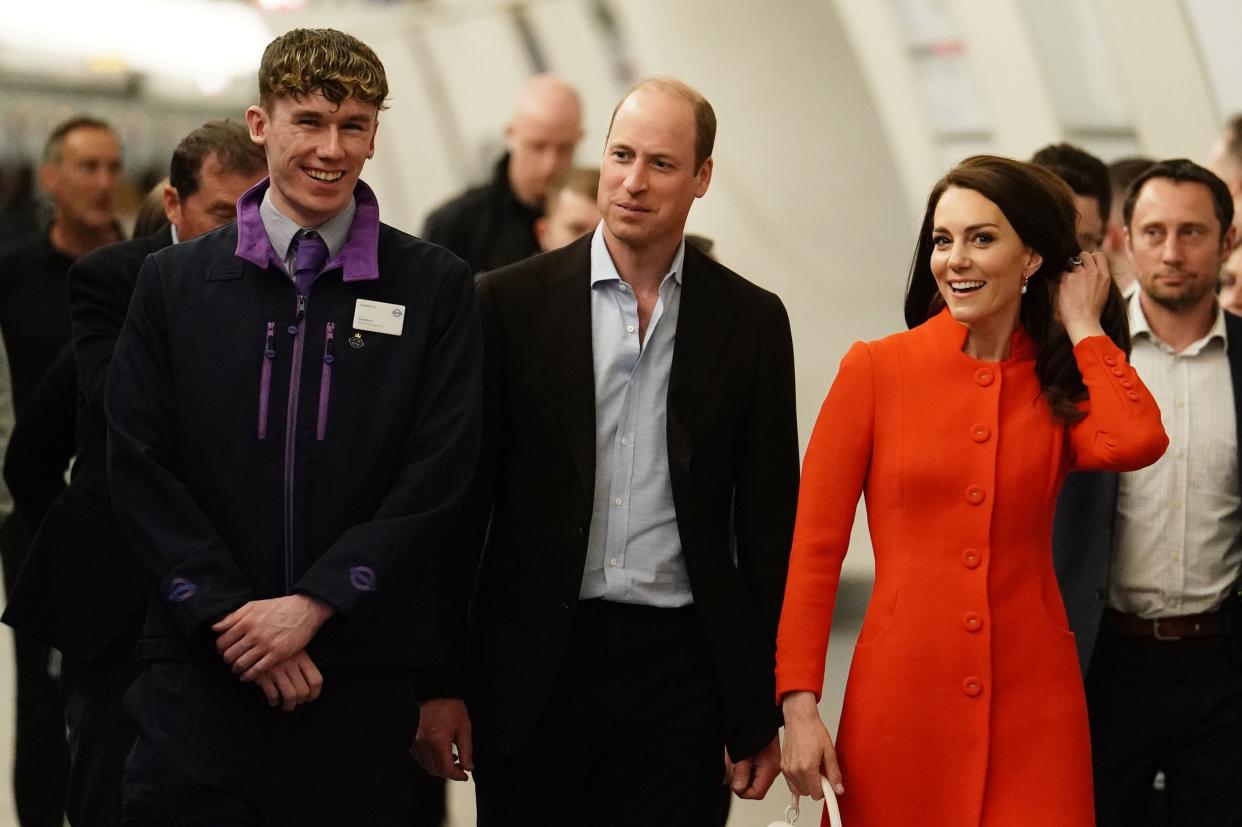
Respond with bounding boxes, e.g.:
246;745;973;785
474;600;728;827
1086;627;1242;827
61;645;140;827
0;512;68;827
122;662;417;826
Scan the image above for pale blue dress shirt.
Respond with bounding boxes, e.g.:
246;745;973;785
579;225;692;607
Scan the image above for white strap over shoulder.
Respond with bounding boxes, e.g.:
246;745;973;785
765;777;843;827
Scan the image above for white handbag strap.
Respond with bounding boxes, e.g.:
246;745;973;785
781;777;843;826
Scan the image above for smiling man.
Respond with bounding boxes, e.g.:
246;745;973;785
415;78;798;824
106;29;481;823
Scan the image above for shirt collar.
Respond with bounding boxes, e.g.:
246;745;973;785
235;177;381;282
1128;288;1229;354
170;224;180;245
589;223;685;288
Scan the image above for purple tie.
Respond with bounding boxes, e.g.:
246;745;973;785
293;231;328;294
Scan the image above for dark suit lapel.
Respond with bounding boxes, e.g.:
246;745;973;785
533;239;596;501
668;245;737;465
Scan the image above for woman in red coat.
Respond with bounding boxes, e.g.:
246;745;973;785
777;156;1168;826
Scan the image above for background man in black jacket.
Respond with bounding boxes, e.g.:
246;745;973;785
422;73;583;273
415;77;798;825
2;119;265;827
0;115;121;827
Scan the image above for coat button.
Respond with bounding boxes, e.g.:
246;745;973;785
965;485;986;505
1110;367;1125;377
961;548;981;569
1127;391;1140;401
973;368;994;387
970;424;991;443
963;676;983;697
962;612;983;632
1103;355;1116;367
1120;379;1134;389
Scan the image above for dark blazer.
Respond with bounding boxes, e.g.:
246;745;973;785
444;234;800;765
2;228;171;659
1053;310;1242;673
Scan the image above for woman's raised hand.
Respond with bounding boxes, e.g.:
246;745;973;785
1056;250;1111;345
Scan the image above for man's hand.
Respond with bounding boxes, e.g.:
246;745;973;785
413;698;474;782
213;594;335;681
253;649;324;712
729;733;782;799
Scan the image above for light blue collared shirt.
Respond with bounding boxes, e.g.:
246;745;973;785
580;225;692;607
259;188;356;278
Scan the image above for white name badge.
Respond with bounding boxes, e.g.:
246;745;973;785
353;299;406;336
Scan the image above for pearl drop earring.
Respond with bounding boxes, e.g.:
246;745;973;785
1021;278;1029;295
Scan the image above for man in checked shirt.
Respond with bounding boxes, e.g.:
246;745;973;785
1053;158;1242;826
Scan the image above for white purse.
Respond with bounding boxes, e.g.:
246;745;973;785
766;776;843;827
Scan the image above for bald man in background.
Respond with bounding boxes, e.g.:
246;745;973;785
423;74;583;272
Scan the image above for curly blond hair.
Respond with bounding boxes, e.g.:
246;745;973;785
258;28;389;111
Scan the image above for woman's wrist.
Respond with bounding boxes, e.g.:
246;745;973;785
1064;319;1106;346
781;690;821;722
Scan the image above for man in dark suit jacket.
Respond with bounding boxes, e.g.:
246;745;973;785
415;78;799;824
2;120;265;826
1053;159;1242;825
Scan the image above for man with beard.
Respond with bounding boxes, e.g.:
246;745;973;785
1053;159;1242;825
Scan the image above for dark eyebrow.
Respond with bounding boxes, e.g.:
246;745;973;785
931;222;999;235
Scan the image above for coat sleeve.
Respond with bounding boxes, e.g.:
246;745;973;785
291;260;483;629
775;341;875;702
3;342;76;529
1066;335;1168;472
106;255;254;643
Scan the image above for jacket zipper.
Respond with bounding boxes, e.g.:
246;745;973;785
258;322;275;440
316;322;335;440
282;293;307;594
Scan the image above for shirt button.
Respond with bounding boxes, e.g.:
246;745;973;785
973;368;994;387
609;558;617;566
970;424;990;443
1111;367;1125;377
614;497;623;506
1103;355;1117;367
965;485;986;505
961;548;981;569
1126;391;1139;401
962;612;983;632
620;437;629;446
963;677;983;697
626;325;635;333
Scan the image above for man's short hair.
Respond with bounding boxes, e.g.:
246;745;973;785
42;116;113;164
608;78;716;170
545;167;599;213
1030;143;1111;227
169;120;267;202
258;28;389;111
1122;158;1234;236
1108;157;1153;205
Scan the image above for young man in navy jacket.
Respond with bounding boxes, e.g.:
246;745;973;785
106;29;481;823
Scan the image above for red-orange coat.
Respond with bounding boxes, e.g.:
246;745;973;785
776;310;1168;826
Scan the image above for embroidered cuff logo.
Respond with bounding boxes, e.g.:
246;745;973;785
349;566;377;592
168;578;197;603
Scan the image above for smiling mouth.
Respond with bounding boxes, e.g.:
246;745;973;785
950;280;985;295
616;203;649;214
304;168;344;183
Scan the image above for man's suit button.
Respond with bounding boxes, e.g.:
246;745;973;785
963;676;983;697
965;485;986;505
961;548;981;569
561;601;571;610
973;368;994;387
962;612;983;632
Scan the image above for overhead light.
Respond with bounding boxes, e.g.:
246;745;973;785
255;0;307;10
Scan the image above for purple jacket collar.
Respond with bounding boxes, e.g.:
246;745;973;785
235;177;381;282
